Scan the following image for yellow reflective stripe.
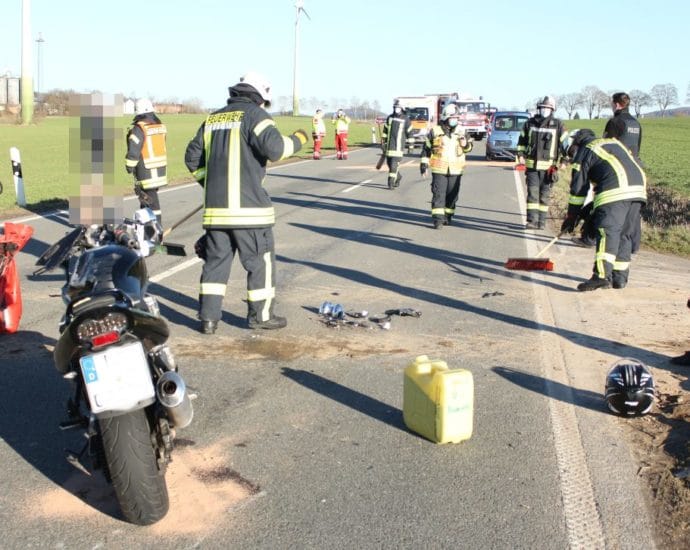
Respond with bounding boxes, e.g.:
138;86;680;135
538;204;549;212
254;119;275;137
138;174;168;189
613;261;630;271
246;252;273;322
126;159;138;168
569;195;586;206
247;287;275;301
129;134;141;144
202;207;275;226
192;168;206;181
571;162;581;171
280;136;295;159
431;207;446;216
228;121;241;209
595;229;607;278
200;282;226;295
594;187;647;208
444;207;454;215
526;202;540;210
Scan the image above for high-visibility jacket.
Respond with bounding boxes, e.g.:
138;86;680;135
421;125;473;175
517;114;567;171
184;97;305;229
332;115;351;134
382;112;412;158
312;115;326;136
567;137;646;216
603;107;642;158
125;113;168;189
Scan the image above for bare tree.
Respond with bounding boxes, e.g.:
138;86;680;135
558;92;583;119
594;89;610;118
650;83;678;116
580;85;604;119
629;89;653;117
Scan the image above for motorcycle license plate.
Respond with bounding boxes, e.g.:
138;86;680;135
79;341;155;414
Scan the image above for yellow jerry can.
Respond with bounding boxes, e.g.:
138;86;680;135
403;355;474;444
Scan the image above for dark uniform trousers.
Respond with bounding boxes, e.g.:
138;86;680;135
431;173;462;221
525;170;552;225
592;200;642;285
199;227;276;323
386;156;402;188
135;185;162;224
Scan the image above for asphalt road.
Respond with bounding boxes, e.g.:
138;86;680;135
0;143;657;548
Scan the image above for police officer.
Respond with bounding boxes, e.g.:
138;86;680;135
125;98;168;224
604;92;642;159
184;72;308;334
517;96;568;229
560;129;647;291
382;100;412;189
420;103;473;229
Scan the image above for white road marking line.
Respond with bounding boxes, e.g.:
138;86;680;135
342;179;372;193
149;257;201;283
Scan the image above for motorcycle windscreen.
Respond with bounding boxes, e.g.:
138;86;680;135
79;341;155;415
34;226;86;275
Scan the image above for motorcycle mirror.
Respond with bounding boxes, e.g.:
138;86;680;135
155;242;187;257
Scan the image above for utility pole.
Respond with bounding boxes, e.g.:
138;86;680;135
292;0;310;117
35;32;45;103
21;0;34;125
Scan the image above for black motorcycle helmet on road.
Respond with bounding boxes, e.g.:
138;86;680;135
604;358;655;415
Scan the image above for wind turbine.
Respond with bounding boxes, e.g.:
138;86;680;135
292;0;310;116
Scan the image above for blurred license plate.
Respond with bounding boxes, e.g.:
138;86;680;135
80;341;155;414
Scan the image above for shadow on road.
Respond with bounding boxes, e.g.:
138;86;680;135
0;329;123;521
280;367;406;432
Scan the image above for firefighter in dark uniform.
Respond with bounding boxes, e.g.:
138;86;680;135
420;103;473;229
184;72;308;334
574;92;644;248
560;129;647;291
125;98;168;224
382;100;412;190
517;96;568;229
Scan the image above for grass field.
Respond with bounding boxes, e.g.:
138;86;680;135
1;114;688;254
0;114;378;213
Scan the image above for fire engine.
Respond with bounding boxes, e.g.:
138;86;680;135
453;96;491;141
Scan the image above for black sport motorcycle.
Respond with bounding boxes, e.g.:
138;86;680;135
35;208;191;525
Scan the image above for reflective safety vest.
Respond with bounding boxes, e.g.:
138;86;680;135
421;126;473;175
332;115;351;134
126;119;168;189
312;116;326;136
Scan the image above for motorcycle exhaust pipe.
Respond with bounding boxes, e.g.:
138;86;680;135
156;371;193;429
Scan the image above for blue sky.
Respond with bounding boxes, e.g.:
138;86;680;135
1;0;688;116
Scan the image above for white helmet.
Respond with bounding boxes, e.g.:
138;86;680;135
537;95;556;111
440;103;460;121
135;98;154;115
238;71;272;108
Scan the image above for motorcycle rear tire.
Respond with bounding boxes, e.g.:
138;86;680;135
99;409;169;525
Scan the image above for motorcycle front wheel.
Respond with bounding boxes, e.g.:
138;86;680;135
99;409;169;525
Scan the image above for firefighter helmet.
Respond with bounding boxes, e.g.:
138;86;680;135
135;98;154;115
604;358;655;416
440;103;460;121
238;72;272;108
566;128;597;157
537;96;556;110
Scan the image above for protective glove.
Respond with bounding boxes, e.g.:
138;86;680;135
420;163;428;177
293;129;309;145
194;234;208;261
560;213;578;234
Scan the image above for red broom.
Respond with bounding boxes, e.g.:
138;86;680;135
505;232;562;271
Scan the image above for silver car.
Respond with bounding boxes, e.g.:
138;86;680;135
485;111;529;161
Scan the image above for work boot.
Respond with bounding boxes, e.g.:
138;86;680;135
395;174;402;188
200;320;218;335
537;221;545;229
572;237;595;248
433;219;444;230
577;276;611;292
670;351;690;366
248;315;287;330
444;215;452;226
525;220;539;229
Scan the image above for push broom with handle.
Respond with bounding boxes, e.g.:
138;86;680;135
504;232;563;271
162;204;203;240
